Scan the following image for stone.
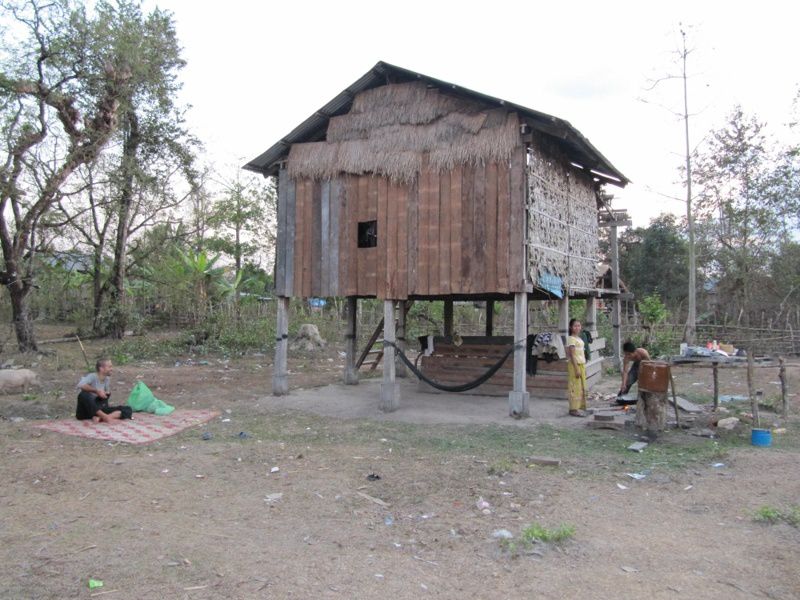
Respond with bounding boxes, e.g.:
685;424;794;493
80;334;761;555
290;324;327;352
716;417;740;430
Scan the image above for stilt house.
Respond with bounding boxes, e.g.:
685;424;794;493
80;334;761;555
245;61;628;415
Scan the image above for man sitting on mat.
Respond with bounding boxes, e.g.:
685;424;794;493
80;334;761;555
76;358;132;422
618;341;651;396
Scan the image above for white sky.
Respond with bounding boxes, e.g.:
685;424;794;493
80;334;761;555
151;0;799;228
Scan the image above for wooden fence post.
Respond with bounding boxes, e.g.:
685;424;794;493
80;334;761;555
779;357;788;418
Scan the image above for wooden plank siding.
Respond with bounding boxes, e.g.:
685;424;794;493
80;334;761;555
319;181;330;296
508;145;527;290
275;168;288;296
438;170;451;295
328;179;341;295
485;162;498;293
416;164;431;296
449;165;463;292
291;179;304;298
305;180;314;296
471;162;487;294
310;181;322;298
283;150;528;299
345;176;359;295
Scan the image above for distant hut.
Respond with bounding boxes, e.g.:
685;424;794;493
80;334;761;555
245;61;628;415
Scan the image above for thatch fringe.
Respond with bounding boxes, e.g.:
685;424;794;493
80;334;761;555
287;82;521;183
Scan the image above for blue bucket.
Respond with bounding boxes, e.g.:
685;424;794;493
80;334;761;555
751;428;772;447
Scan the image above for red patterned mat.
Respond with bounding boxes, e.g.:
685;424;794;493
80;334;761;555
31;409;220;445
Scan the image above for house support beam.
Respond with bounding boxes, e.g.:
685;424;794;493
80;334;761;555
396;300;407;378
343;296;359;385
610;224;622;368
584;297;597;359
508;292;529;417
443;300;454;337
272;296;290;395
485;300;494;336
558;297;570;343
380;300;400;412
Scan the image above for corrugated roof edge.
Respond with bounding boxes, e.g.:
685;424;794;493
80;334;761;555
243;61;629;187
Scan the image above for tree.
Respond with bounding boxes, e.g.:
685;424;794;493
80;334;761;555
206;175;276;272
96;0;195;338
692;107;800;325
769;241;800;327
205;174;276;318
640;26;699;343
619;214;689;310
0;0;133;351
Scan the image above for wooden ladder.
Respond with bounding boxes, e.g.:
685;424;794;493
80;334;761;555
356;300;414;372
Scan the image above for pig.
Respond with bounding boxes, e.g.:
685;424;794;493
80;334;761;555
0;369;41;394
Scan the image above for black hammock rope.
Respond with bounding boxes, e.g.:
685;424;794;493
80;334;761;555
382;339;525;393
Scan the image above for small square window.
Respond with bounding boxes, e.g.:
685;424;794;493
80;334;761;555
358;220;378;248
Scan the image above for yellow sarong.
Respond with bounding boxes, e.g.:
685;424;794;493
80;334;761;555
567;362;587;411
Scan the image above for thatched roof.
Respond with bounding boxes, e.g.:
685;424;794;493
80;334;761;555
244;61;629;188
286;82;519;183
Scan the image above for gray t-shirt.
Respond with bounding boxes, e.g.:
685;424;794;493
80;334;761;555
77;373;110;394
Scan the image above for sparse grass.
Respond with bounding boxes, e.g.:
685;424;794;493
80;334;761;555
753;505;783;524
191;410;765;476
499;522;576;555
753;505;800;527
104;335;184;364
521;522;576;543
487;458;515;476
786;506;800;527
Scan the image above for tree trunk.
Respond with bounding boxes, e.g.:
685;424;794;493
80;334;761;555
8;277;37;352
108;113;140;339
92;244;107;331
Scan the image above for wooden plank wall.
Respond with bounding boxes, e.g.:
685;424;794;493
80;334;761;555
285;146;527;299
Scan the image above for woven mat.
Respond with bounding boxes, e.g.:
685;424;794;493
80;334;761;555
32;409;220;445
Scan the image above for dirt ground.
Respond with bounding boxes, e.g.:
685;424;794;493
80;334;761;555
1;328;799;599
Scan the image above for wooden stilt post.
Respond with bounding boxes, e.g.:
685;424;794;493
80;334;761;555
584;297;597;361
610;223;622;369
343;296;359;385
444;300;454;337
558;297;570;343
396;301;407;378
485;300;494;337
380;300;400;412
669;369;681;429
272;296;290;395
508;292;529;417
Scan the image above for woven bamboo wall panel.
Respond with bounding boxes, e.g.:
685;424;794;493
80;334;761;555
526;137;599;293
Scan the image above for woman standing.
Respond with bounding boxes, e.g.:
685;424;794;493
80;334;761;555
566;319;587;417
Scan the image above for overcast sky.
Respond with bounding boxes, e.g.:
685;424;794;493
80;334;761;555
151;0;799;228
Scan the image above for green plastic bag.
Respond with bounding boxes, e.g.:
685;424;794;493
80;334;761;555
127;381;175;416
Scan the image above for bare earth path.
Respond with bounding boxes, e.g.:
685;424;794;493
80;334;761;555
0;339;798;599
